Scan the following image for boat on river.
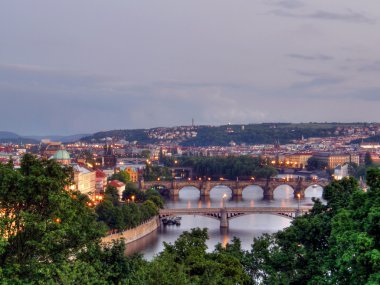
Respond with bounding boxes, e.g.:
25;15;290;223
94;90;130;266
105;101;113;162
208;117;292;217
162;216;181;226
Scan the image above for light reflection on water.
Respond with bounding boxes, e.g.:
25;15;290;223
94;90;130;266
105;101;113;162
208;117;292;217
126;185;325;260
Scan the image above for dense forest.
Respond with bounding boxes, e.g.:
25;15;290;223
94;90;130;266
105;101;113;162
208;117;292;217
0;155;379;284
81;123;371;146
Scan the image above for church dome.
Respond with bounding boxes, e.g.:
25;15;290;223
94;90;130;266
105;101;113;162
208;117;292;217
52;149;71;160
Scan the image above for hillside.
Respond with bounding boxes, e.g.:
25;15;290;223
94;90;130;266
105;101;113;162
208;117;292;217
0;131;39;144
81;122;374;146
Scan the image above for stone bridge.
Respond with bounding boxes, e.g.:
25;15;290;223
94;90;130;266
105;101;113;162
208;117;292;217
139;178;329;200
159;206;312;228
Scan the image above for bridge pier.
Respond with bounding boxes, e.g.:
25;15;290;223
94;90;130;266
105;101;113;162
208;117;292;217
220;208;229;228
200;188;210;197
201;181;212;197
232;187;243;197
170;188;179;197
263;185;274;200
294;179;306;199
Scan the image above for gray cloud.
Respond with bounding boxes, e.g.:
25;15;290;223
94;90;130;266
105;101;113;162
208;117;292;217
268;0;304;10
271;9;375;24
290;76;345;90
358;60;380;72
287;54;334;61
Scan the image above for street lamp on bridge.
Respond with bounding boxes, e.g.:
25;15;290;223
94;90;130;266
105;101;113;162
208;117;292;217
222;193;227;209
296;192;301;217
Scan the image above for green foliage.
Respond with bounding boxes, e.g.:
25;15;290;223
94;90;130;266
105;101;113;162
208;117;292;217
110;170;131;183
306;156;328;170
137;228;251;285
0;154;107;283
179;156;277;180
365;151;374;166
244;173;380;284
143;163;172;181
96;183;163;231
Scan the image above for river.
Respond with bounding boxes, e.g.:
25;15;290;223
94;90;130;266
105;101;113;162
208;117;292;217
125;184;325;260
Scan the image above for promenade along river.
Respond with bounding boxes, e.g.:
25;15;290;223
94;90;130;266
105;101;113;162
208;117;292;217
125;184;325;260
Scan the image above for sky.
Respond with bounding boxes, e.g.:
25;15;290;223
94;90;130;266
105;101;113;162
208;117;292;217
1;0;380;135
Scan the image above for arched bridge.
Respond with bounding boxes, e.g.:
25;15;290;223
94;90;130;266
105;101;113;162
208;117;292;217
140;178;329;200
159;206;312;228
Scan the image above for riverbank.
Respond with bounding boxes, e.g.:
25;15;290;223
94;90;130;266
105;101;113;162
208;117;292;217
101;216;160;244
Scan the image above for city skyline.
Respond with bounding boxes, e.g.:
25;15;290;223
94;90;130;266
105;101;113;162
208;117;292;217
1;0;380;135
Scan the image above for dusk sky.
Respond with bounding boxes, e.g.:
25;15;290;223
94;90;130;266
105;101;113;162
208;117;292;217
1;0;380;135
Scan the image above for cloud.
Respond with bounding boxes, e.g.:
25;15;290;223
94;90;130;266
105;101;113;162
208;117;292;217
271;9;375;24
358;60;380;72
268;0;304;10
0;64;270;134
287;53;334;61
290;76;345;91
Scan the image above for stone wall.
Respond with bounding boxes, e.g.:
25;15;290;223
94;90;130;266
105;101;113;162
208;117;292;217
101;216;160;244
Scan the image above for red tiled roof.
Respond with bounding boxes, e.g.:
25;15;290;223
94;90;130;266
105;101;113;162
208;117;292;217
109;180;125;188
96;169;107;178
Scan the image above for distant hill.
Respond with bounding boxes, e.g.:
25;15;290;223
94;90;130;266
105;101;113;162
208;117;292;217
0;132;89;144
0;131;20;140
0;131;39;144
25;133;91;143
81;123;374;146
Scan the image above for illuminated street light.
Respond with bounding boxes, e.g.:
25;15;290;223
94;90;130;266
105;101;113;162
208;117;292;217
297;192;301;214
222;193;227;208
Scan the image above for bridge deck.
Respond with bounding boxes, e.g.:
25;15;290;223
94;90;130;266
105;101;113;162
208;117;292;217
160;206;312;215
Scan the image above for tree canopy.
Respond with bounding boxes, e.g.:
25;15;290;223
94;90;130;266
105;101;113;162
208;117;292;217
244;172;380;284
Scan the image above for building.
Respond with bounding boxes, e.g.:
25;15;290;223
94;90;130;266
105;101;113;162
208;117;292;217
102;144;117;168
50;148;71;165
40;141;62;158
334;164;349;180
285;153;312;169
124;166;139;182
95;169;107;193
108;180;125;199
313;152;360;169
72;164;96;195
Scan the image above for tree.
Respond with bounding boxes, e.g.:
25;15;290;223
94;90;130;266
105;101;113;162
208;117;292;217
244;174;380;284
110;171;130;184
0;154;106;282
137;228;251;285
105;185;120;206
306;156;328;171
365;151;373;166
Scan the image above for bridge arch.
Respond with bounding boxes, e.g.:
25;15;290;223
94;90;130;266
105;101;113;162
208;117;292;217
273;184;295;199
304;184;324;199
228;212;295;220
241;185;264;198
160;212;221;221
177;186;202;199
209;184;233;194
